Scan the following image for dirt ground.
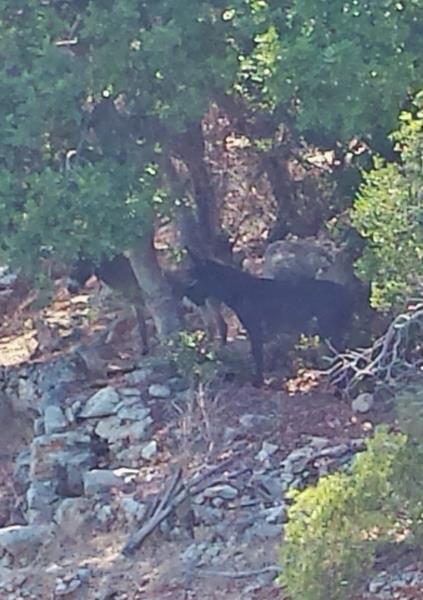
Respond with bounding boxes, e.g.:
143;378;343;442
0;282;422;599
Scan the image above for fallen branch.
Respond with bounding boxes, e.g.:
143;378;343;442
324;301;423;395
122;456;236;556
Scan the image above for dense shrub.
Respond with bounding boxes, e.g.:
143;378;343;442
279;427;406;600
351;91;423;308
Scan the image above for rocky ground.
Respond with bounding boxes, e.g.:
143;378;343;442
0;271;422;599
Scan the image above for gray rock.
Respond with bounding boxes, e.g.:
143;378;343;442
54;498;89;537
14;378;38;413
148;384;171;399
125;368;153;385
79;387;120;418
118;387;143;398
94;416;122;442
203;484;239;501
262;504;286;524
244;522;281;541
368;571;389;594
26;481;57;523
29;432;95;488
33;416;45;436
319;444;349;458
352;392;374;414
95;503;113;525
121;419;153;442
119;497;146;524
181;542;207;565
13;450;31;495
141;440;158;460
44;405;67;434
255;441;279;462
116;403;150;422
282;446;314;474
193;505;224;525
0;525;51;565
254;473;282;500
239;413;270;429
83;469;125;496
95;416;152;444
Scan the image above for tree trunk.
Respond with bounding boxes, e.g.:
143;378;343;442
173;122;232;261
128;234;181;339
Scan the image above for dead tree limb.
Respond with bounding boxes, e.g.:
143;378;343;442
122;457;236;556
324;301;423;395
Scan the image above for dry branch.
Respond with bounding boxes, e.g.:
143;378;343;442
122;456;236;556
324;301;423;395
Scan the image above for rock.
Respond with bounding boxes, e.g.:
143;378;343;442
352;392;374;414
83;469;125;496
141;440;158;461
95;503;113;526
14;378;38;414
95;416;152;444
181;542;208;565
223;427;238;444
29;432;96;488
203;484;239;501
282;446;314;474
79;387;120;418
148;384;171;399
54;498;89;537
125;368;153;385
239;414;270;429
33;417;44;436
13;450;31;495
254;472;282;500
44;405;67;434
244;522;281;541
119;497;146;524
368;571;389;594
26;481;57;523
263;238;331;281
193;505;224;526
255;441;279;462
116;403;151;422
0;525;50;565
94;416;123;442
262;505;286;524
319;444;349;458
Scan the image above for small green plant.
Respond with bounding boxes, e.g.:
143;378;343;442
164;329;219;383
279;427;406;600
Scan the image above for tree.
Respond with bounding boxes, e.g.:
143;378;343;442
229;0;423;238
0;0;241;334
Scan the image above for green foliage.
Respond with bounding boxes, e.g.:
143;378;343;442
392;384;423;545
351;91;423;308
279;427;406;600
1;0;422;281
0;1;240;275
234;0;423;148
164;330;219;383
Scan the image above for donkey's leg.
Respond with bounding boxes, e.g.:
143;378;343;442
245;321;264;386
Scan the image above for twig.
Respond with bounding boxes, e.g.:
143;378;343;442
122;456;237;556
323;301;423;395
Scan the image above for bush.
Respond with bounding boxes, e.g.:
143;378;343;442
351;91;423;308
279;427;406;600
